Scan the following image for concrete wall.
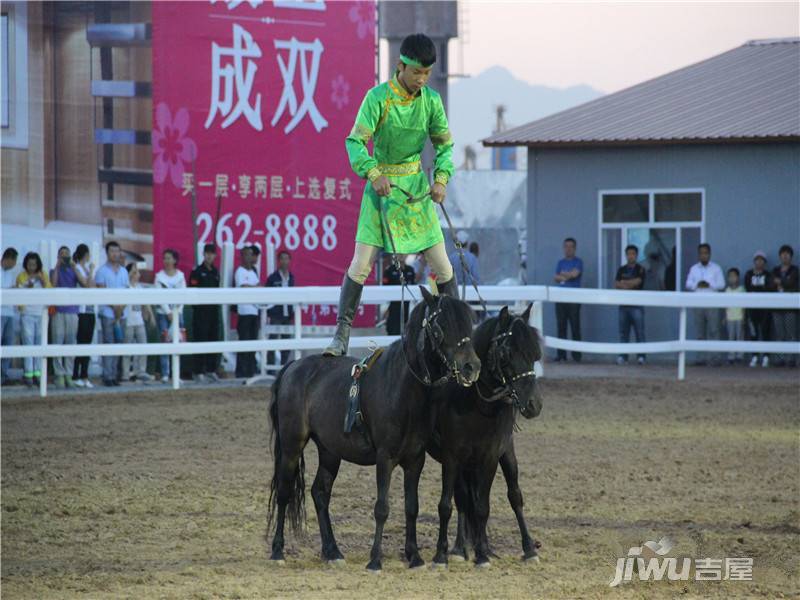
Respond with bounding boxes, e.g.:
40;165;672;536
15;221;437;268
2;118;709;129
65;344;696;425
527;142;800;357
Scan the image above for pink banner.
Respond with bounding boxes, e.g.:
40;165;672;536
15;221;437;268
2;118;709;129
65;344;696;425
152;0;376;324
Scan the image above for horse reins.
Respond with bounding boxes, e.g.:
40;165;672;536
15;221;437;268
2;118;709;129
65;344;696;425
387;183;488;313
475;317;536;408
402;297;471;387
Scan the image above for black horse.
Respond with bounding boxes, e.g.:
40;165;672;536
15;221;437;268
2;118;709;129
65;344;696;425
427;304;543;567
267;287;480;571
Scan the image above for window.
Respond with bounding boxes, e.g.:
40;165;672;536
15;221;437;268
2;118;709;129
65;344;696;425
1;1;28;149
599;189;704;291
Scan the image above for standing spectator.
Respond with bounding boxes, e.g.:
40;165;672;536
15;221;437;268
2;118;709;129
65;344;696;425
382;254;415;336
51;246;79;388
234;245;260;378
1;247;20;385
72;244;96;388
685;243;725;365
189;243;221;382
744;251;774;368
154;249;186;383
94;241;129;387
15;252;52;387
448;231;480;289
553;237;583;362
121;264;154;382
664;246;677;291
265;250;295;367
723;268;746;365
614;245;647;365
772;244;798;367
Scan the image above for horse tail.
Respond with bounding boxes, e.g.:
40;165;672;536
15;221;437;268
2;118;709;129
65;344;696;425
267;361;306;535
457;468;482;548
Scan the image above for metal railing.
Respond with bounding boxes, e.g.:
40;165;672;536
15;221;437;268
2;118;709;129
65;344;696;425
1;285;798;396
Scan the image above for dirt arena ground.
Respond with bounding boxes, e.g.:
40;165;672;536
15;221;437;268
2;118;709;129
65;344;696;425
2;373;798;598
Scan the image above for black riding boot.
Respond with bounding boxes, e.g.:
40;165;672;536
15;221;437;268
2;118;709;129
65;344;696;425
437;276;459;298
323;275;364;357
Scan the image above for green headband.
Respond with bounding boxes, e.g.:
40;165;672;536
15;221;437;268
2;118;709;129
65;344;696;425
400;54;432;68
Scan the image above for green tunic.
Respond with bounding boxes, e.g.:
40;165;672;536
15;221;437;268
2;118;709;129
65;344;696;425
346;75;454;253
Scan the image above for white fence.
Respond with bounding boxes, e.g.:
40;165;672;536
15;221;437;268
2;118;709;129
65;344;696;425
1;285;798;397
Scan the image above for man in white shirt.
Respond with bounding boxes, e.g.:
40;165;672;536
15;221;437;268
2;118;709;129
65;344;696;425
234;245;261;378
1;247;20;384
685;243;725;365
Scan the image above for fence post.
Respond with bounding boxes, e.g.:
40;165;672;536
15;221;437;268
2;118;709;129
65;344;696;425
259;307;267;375
39;309;49;398
171;306;180;390
293;304;302;361
678;306;687;381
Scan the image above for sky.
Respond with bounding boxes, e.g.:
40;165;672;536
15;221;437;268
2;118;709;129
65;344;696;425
444;0;799;93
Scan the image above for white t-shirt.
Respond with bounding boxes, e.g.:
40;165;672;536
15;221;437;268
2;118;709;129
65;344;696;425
2;266;19;317
154;269;186;315
235;266;259;316
124;283;145;327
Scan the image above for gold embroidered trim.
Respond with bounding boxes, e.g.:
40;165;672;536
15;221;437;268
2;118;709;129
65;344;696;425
430;130;452;145
434;171;449;186
350;122;373;142
378;161;422;176
366;167;382;182
388;78;417;103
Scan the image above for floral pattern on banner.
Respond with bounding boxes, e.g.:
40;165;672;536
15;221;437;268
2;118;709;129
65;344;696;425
348;1;375;40
152;103;198;188
331;75;350;110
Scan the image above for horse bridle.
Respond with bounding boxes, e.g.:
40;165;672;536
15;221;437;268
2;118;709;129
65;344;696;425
404;297;471;387
475;317;536;408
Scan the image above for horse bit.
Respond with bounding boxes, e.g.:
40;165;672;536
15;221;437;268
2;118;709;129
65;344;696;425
476;318;536;407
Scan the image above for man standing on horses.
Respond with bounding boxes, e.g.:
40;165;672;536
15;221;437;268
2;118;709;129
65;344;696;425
324;33;457;357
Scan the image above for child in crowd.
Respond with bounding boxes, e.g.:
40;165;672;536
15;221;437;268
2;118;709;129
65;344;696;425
723;267;745;364
122;264;154;382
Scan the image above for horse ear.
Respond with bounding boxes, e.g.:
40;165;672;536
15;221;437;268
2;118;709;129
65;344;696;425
499;305;510;326
521;302;533;322
420;285;436;305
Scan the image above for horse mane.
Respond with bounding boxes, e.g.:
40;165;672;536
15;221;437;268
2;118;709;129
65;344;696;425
509;315;542;364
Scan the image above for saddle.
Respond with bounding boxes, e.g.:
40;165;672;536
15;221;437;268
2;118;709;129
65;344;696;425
344;347;384;444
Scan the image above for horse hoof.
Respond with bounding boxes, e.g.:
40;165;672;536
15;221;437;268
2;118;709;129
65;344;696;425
270;559;286;566
523;554;540;563
475;560;491;569
432;561;448;569
366;561;382;573
408;557;425;570
327;558;346;566
449;554;466;562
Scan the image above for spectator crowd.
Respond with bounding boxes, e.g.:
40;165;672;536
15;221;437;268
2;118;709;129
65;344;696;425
1;232;796;389
551;237;799;367
0;241;297;388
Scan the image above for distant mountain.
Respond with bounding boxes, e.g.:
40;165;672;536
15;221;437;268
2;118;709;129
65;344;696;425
448;66;603;169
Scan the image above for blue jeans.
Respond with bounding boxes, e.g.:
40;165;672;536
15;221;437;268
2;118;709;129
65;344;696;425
100;316;121;382
156;312;183;378
20;313;43;377
618;306;646;360
1;314;19;380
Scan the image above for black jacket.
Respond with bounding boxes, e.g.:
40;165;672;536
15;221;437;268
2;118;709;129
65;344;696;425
266;270;295;320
